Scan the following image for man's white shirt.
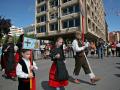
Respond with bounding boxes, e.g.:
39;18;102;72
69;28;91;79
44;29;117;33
72;39;86;55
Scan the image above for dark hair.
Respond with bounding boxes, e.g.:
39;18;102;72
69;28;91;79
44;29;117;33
22;49;30;53
17;34;24;43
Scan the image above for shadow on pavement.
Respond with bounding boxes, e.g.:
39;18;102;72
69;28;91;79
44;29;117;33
116;63;120;65
114;74;120;78
41;81;65;90
116;66;120;69
41;81;55;90
68;76;92;85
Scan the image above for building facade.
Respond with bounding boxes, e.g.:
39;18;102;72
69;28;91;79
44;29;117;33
86;0;106;41
10;26;23;36
23;24;35;35
35;0;106;42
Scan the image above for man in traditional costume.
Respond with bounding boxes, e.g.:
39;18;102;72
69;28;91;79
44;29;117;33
72;31;100;84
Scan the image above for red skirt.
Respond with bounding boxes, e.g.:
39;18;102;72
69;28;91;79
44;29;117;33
15;52;20;63
5;54;16;78
49;62;68;88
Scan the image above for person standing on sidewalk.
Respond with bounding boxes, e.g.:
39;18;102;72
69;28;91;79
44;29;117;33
116;41;120;57
97;38;104;59
72;31;100;84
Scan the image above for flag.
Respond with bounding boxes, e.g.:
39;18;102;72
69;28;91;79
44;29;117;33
79;0;85;16
22;37;36;49
79;0;85;45
82;16;85;45
30;50;36;90
30;77;36;90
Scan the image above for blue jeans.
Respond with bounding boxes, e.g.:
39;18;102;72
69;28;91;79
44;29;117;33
98;47;104;59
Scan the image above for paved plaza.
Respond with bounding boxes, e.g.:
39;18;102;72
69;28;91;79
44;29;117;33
0;56;120;90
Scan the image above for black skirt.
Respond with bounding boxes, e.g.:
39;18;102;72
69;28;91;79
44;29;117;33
55;61;69;81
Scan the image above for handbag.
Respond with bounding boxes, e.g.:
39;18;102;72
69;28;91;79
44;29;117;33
55;61;69;81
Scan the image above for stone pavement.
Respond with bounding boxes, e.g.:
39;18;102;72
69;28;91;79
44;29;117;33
0;56;120;90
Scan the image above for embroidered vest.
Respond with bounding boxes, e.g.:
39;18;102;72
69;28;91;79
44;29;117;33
76;39;84;56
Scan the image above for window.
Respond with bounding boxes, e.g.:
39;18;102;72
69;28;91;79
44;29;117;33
50;0;58;7
40;26;46;32
75;5;80;12
37;17;40;23
62;8;67;15
69;6;73;13
40;15;46;22
40;4;46;12
37;0;45;3
50;23;58;31
63;20;68;28
75;18;80;27
62;0;72;3
69;19;74;27
62;18;80;29
62;4;79;15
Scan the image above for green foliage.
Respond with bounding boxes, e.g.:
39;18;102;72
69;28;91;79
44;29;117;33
24;33;36;39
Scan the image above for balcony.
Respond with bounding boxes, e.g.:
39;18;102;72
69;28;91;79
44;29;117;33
61;0;78;8
61;13;79;21
36;1;45;7
36;11;46;17
49;19;58;24
36;22;46;27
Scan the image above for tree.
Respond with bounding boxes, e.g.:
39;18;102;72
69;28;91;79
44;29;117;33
0;16;11;40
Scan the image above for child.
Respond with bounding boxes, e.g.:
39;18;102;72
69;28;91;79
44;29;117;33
16;49;38;90
49;37;69;90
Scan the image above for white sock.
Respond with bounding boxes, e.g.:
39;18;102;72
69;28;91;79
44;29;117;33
56;87;60;90
88;72;95;79
74;75;79;79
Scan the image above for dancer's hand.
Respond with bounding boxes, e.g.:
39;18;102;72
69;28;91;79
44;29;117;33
30;65;34;70
28;73;33;78
4;46;10;52
55;53;60;59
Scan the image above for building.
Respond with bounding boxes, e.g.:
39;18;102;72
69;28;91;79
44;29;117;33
86;0;106;41
35;0;106;42
23;24;35;35
109;31;120;43
10;26;23;36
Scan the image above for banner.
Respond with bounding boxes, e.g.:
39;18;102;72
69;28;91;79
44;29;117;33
23;37;39;49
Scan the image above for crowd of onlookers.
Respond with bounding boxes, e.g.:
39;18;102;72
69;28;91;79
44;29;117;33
38;39;120;59
0;40;120;63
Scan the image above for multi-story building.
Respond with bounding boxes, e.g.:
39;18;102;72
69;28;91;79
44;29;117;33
86;0;106;41
10;26;23;36
35;0;106;42
23;24;35;35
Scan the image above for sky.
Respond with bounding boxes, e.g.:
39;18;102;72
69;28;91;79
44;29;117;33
0;0;35;27
103;0;120;31
0;0;120;32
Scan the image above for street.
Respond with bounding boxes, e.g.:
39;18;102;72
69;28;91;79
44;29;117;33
0;56;120;90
